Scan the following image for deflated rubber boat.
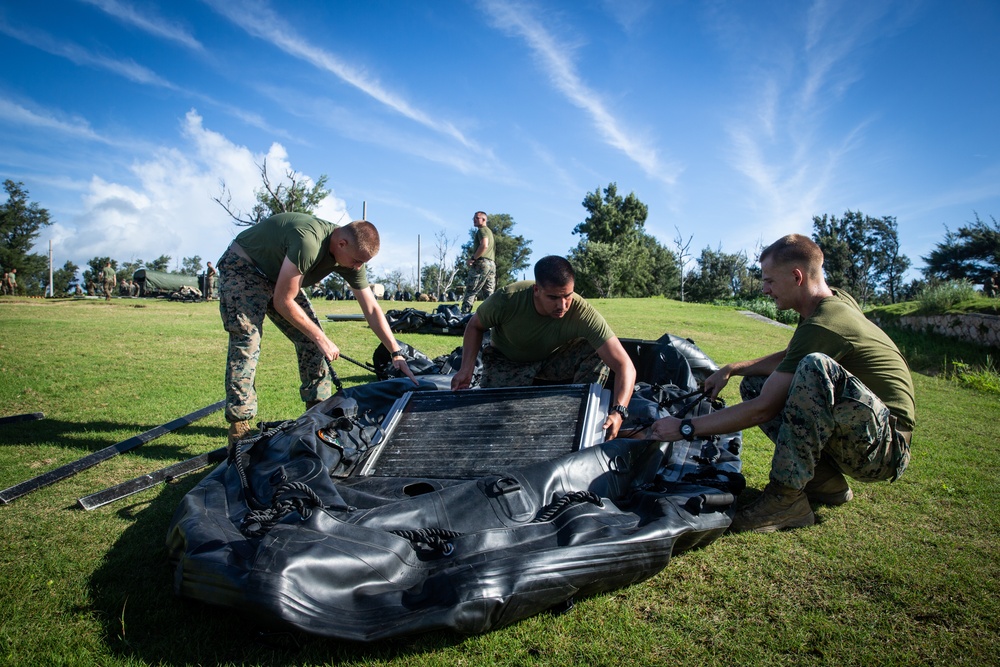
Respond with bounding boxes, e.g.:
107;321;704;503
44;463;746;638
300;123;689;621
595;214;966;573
166;333;744;641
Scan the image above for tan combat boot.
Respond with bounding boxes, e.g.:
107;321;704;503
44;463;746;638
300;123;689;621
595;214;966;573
227;420;255;452
729;482;815;534
804;458;854;506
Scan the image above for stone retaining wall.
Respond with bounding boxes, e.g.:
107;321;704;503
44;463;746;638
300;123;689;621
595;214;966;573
877;313;1000;349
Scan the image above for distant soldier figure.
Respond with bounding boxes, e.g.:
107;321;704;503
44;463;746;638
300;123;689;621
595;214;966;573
984;272;998;298
1;269;9;295
205;261;217;301
101;262;116;302
7;268;17;295
460;211;496;314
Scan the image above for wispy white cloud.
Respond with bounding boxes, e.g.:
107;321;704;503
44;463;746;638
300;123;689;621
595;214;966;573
0;99;113;144
78;0;204;51
720;0;897;240
203;0;485;154
479;0;681;187
0;18;179;89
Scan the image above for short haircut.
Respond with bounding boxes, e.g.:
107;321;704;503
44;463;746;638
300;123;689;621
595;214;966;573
760;234;824;278
342;220;380;257
534;255;575;288
474;211;487;219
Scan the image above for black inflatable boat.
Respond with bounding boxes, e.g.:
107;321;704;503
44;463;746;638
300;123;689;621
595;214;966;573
166;334;743;641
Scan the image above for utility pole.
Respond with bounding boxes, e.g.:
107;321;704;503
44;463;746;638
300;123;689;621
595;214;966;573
48;240;53;297
417;235;421;294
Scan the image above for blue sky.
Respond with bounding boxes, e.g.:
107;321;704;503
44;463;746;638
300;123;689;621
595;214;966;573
1;0;998;285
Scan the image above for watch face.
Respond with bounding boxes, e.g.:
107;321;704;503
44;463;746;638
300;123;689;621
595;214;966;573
681;423;694;437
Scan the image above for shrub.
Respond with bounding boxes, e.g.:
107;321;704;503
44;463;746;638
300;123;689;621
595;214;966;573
917;279;978;312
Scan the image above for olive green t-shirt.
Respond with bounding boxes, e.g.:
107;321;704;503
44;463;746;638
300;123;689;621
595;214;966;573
101;266;115;281
475;281;615;363
776;289;915;430
474;226;495;262
234;212;368;289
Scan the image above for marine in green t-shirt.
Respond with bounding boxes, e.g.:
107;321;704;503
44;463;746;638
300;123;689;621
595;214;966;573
649;234;916;534
218;212;416;449
451;255;636;440
460;211;496;314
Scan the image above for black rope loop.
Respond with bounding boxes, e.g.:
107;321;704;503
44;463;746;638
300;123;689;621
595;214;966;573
240;481;326;538
390;527;463;556
531;490;603;523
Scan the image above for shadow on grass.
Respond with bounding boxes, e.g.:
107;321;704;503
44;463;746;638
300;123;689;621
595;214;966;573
87;473;465;665
0;418;226;459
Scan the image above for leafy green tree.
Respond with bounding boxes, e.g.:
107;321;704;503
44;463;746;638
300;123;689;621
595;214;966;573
574;183;648;243
49;260;80;296
812;211;910;306
456;213;532;287
569;183;677;297
146;255;171;272
0;180;53;295
685;246;752;303
922;213;1000;284
569;235;678;298
214;158;330;227
179;255;203;276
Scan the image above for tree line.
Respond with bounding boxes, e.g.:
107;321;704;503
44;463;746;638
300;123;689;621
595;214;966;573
3;173;997;304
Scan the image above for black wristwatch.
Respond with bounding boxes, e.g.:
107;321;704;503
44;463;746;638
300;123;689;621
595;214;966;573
610;404;628;420
679;419;696;441
391;350;406;360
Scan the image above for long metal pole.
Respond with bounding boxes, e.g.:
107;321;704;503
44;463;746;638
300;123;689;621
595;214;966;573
0;399;225;504
417;234;421;294
48;239;53;297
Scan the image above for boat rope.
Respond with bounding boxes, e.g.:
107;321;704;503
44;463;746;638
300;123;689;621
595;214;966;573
531;490;603;523
390;527;462;556
240;481;326;538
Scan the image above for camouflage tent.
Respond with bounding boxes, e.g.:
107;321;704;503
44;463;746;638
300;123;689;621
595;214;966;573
133;269;198;297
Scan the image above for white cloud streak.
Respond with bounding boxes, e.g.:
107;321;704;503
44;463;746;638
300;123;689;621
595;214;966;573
0;18;179;90
203;0;484;154
721;0;895;240
78;0;204;51
0;99;112;144
479;0;681;186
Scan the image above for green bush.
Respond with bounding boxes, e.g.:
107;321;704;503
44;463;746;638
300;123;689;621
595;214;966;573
917;279;978;311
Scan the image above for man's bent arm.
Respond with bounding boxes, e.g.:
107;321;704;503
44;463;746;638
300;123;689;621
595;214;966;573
272;258;338;359
451;314;487;390
651;370;793;442
596;336;637;439
704;349;787;400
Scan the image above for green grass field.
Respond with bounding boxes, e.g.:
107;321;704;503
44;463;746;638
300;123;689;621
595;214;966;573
1;296;997;666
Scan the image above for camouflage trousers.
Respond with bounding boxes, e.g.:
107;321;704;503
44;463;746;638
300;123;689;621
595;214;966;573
480;338;609;388
103;279;115;301
461;259;496;314
741;352;910;490
218;248;333;424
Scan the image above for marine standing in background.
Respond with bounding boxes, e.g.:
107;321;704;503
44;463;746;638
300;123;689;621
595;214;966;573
101;262;116;302
217;212;417;449
460;211;496;314
0;269;9;295
205;261;217;301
